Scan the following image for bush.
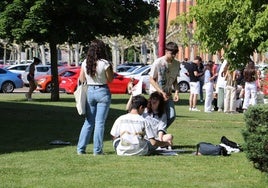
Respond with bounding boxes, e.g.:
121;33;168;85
242;104;268;173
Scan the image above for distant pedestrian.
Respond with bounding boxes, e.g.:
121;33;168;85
224;65;237;113
215;59;228;112
242;60;257;111
25;57;41;101
187;56;203;111
198;61;205;103
203;61;216;113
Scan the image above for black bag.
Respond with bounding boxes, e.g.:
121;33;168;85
221;136;242;151
196;142;228;156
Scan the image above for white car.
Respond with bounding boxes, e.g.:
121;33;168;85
116;65;133;73
6;63;30;75
22;65;51;86
130;64;190;93
118;65;143;76
124;65;152;93
177;64;190;93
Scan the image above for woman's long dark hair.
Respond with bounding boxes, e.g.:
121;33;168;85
86;39;108;77
147;91;165;118
243;60;256;82
204;60;214;76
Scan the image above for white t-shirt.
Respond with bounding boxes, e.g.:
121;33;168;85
149;56;180;94
143;112;167;140
82;58;111;85
216;60;228;90
110;113;155;156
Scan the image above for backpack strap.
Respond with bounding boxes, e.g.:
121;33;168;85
196;143;200;155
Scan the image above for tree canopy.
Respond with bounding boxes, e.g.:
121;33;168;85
0;0;158;101
189;0;268;69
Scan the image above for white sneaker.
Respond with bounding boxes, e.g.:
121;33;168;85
205;110;212;113
25;93;29;99
191;107;200;112
189;107;192;111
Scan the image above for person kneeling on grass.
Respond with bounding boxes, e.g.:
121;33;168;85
110;95;171;156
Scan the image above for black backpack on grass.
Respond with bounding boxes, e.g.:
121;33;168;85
196;142;229;156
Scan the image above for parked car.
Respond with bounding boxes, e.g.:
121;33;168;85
177;64;190;93
117;65;143;76
59;69;141;94
5;63;30;75
0;68;23;93
116;65;133;73
22;65;51;86
59;68;81;94
126;64;190;93
108;73;140;94
35;66;79;93
124;65;151;92
14;60;33;64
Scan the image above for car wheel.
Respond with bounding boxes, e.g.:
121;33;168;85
2;81;15;93
45;82;52;93
178;81;189;93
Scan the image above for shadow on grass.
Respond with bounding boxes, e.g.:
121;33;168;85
0;98;126;154
0;95;193;155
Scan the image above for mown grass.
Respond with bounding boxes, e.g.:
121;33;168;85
0;92;267;188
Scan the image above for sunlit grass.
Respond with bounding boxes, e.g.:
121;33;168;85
0;92;267;187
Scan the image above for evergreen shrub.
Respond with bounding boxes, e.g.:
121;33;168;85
242;104;268;173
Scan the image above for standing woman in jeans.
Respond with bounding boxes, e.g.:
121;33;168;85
242;60;257;111
77;39;114;155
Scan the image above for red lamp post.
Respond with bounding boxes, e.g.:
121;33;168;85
158;0;167;57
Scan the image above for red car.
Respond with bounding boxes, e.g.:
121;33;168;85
59;70;141;94
108;73;139;94
59;67;81;94
35;66;79;93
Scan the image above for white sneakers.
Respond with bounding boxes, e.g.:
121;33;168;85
191;107;200;112
25;93;32;101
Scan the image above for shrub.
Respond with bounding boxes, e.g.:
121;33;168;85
242;104;268;173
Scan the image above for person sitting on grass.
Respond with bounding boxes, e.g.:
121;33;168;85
125;91;173;147
110;95;171;156
143;91;173;147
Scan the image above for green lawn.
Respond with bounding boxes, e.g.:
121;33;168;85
0;92;267;188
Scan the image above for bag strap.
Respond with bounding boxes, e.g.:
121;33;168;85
196;143;200;155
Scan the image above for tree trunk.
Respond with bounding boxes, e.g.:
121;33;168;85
40;45;46;65
50;41;60;101
74;43;80;66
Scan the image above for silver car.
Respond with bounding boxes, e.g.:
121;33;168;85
22;65;51;86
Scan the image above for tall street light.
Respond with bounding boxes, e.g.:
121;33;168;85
158;0;166;57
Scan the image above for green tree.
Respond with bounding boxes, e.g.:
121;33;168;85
189;0;268;69
0;0;158;101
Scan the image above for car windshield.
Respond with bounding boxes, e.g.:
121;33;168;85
62;71;76;77
126;66;139;72
131;66;149;74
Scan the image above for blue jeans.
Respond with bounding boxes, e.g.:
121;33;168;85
77;85;111;154
166;98;176;128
